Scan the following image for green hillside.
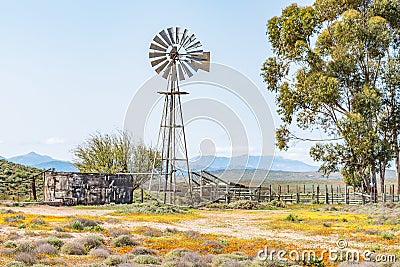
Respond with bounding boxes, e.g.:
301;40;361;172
0;159;43;201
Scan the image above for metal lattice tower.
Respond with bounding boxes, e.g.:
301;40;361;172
148;27;210;205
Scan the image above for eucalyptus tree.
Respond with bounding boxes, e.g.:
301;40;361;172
262;0;400;194
73;131;161;190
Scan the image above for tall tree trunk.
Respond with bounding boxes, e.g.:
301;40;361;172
396;152;400;196
370;166;377;202
380;167;385;194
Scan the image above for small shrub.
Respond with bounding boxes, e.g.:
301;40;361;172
81;234;104;250
164;251;209;267
135;226;163;237
110;235;138;247
85;225;104;232
4;262;26;267
15;243;34;253
53;226;64;232
14;252;36;265
5;214;26;223
201;239;224;251
182;230;199;239
133;255;160;264
381;231;394;240
109;228;129;237
212;252;250;267
1;209;16;214
89;247;111;258
34;243;58;255
269;200;286;208
18;224;26;229
322;222;332;227
284;214;302;222
365;229;379;235
118;201;187;214
75;217;99;227
31;216;45;225
165;227;179;234
165;248;192;260
70;220;84;230
46;236;64;250
5;241;17;248
103;255;124;266
131;246;157;255
61;240;87;255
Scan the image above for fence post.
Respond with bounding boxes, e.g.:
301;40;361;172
325;185;329;204
345;184;348;204
316;185;320;204
331;185;334;204
269;184;272;202
278;185;281;201
312;185;315;200
257;185;261;202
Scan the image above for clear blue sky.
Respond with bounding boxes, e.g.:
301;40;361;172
0;0;316;164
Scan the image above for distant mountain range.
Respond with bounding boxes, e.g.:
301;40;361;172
4;152;78;172
189;155;319;172
0;152;318;173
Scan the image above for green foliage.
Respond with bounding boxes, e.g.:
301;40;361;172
380;231;394;239
61;240;87;255
72;131;161;190
284;214;303;222
262;0;400;191
46;236;64;250
103;255;125;266
69;220;84;230
110;235;137;247
5;214;26;223
133;254;160;264
117;201;188;214
4;261;26;267
0;159;42;201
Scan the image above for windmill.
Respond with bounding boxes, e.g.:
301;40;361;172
148;27;210;205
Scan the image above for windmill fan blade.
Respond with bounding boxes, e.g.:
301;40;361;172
150;43;167;52
155;60;170;73
167;27;176;44
184;60;199;72
177;64;185;81
151;57;167;67
183;34;196;48
180;29;189;46
186;41;202;51
180;61;193;77
162;64;172;79
175;27;181;45
159;30;172;45
186;49;203;55
153;35;168;48
149;52;166;58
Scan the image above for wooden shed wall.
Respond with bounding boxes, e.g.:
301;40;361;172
44;172;133;205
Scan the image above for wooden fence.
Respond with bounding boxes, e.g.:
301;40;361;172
229;184;400;205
